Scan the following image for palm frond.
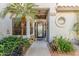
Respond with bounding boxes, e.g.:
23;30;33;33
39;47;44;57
0;3;37;20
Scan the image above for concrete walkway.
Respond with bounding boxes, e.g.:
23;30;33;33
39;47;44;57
25;41;51;56
71;39;79;50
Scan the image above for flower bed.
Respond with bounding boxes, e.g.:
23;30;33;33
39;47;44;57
0;36;30;56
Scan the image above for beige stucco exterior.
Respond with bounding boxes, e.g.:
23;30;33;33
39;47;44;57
0;3;79;42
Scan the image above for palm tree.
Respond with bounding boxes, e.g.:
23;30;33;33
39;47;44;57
0;3;37;37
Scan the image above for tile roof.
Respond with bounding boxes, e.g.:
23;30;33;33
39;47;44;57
57;5;79;12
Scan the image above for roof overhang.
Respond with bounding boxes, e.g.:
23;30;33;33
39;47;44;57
35;8;49;19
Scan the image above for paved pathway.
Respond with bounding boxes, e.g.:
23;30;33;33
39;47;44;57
24;41;51;56
71;39;79;50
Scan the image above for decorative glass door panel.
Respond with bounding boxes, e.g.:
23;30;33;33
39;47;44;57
37;23;43;37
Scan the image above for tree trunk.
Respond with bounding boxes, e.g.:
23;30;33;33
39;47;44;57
21;16;26;37
21;23;24;36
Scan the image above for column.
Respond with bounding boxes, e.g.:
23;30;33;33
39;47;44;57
26;17;30;38
33;22;35;35
48;4;57;43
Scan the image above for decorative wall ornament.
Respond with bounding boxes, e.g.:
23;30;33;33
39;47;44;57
55;16;65;28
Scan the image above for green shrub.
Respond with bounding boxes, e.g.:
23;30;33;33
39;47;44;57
0;44;4;56
21;38;30;48
50;36;74;53
0;36;30;56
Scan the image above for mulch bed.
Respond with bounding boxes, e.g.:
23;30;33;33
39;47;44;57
49;49;79;56
49;47;79;56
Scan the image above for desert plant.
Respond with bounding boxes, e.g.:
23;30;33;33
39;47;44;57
50;36;74;53
58;36;74;53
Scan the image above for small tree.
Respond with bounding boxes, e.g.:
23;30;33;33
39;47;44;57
0;3;37;37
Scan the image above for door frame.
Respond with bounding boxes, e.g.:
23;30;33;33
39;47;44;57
34;20;47;39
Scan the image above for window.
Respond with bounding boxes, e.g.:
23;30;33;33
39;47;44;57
12;16;26;35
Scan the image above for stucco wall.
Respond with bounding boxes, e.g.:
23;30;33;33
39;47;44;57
0;3;10;40
0;14;12;37
48;12;77;42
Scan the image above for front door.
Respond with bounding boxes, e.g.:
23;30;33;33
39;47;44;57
35;21;46;39
37;22;44;38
